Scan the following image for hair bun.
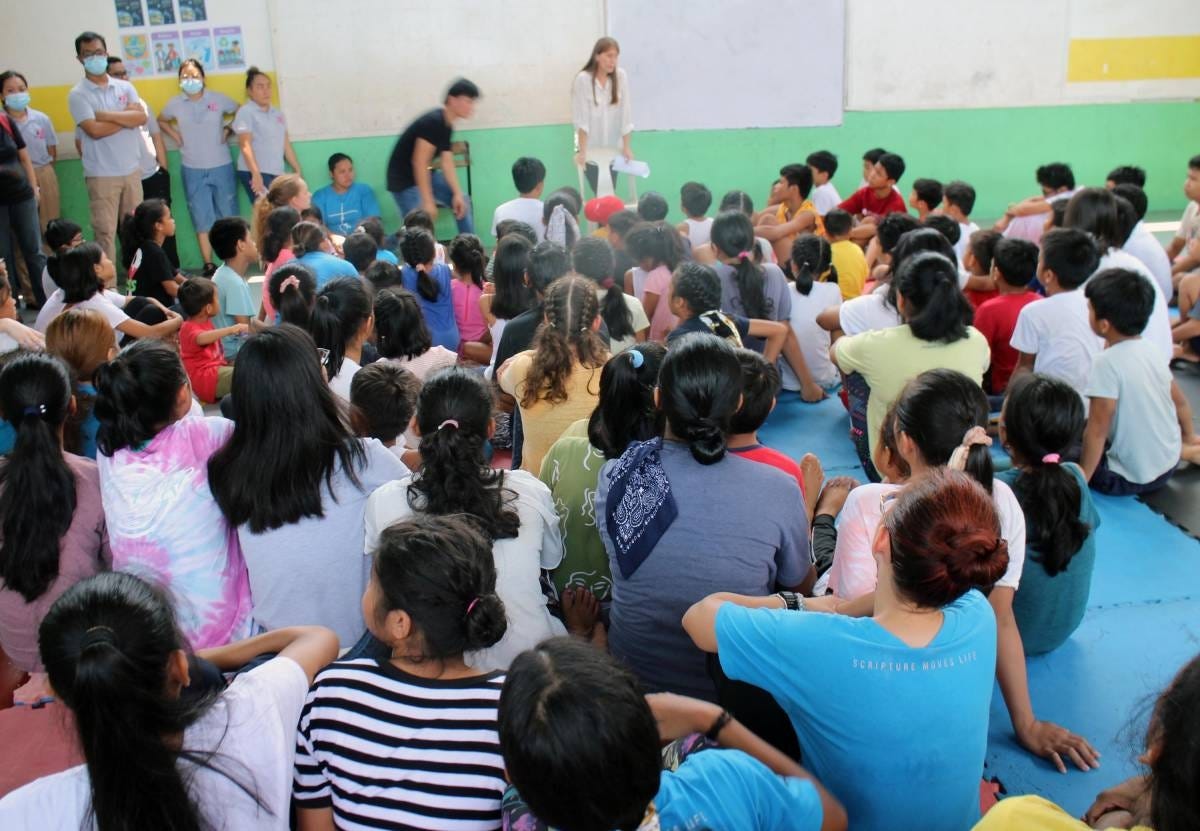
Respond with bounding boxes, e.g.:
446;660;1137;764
463;593;507;652
935;526;1009;595
685;419;726;465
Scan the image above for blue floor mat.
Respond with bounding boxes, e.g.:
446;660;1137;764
758;388;1200;817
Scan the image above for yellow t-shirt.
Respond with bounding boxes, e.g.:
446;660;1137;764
834;323;990;453
775;199;825;237
830;239;868;300
973;795;1150;830
499;350;604;474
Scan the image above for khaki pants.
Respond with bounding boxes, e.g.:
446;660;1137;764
86;171;142;266
11;164;61;302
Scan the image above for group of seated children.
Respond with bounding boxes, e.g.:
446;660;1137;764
1;142;1199;831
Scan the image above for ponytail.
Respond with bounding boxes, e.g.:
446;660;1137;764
93;340;188;457
712;211;770;318
399;227;440;301
289;220;327;258
118;199;168;271
309;277;372;379
0;354;76;603
252;174;307;253
259;206;300;263
657;334;742;465
894;251;972;343
894;368;993;493
571;236;634;341
587;343;666;459
1003;374;1091;574
522;276;608;409
448;234;486;290
408;368;519;540
789;234;832;297
268;262;317;327
39;573;265;831
625;221;682;273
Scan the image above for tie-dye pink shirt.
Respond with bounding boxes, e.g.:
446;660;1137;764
97;415;252;649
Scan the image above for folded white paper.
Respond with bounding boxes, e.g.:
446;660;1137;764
612;157;651;178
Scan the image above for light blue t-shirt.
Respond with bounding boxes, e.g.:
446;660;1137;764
401;262;460;351
299;250;360;290
311;182;382;236
376;249;398;265
715;590;997;831
211;264;256;359
656;749;824;831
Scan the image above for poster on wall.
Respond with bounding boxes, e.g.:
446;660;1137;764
183;28;213;68
151;30;183;75
120;33;154;77
179;0;207;23
214;26;245;69
114;0;144;28
146;0;176;26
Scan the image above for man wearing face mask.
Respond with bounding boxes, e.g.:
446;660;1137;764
67;30;147;267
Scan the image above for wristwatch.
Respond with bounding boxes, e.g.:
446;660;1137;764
776;591;807;612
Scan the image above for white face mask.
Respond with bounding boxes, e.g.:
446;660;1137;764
180;78;203;95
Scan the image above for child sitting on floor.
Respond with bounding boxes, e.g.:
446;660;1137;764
807;150;841;215
942;180;979;267
623;221;682;342
1081;269;1194;494
727;347;807;495
350;360;420;468
677;181;713;248
375;287;458;381
783;234;842;394
824;209;867;300
908;177;942;220
998;373;1097;655
666;262;788;363
961;228;1002;308
177;277;246;404
974;238;1040;400
208;216;260;361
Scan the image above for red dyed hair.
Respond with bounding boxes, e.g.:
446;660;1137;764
884;469;1009;608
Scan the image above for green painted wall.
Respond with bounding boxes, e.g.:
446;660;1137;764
55;101;1200;270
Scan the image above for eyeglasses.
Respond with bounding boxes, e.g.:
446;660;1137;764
80;49;108;58
109;70;128;79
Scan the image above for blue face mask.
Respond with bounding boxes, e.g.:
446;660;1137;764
83;55;109;76
4;92;30;112
180;78;203;95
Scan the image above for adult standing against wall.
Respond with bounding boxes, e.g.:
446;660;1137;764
105;57;179;270
67;31;145;269
1;70;56;309
572;37;634;196
385;78;479;235
158;59;240;275
233;67;301;201
0;73;48;309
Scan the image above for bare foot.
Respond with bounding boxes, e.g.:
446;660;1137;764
814;476;858;519
562;586;601;639
800;453;824;522
1182;439;1200;466
1173;343;1200;363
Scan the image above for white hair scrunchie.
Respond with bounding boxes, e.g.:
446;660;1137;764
947;426;993;472
545;203;579;248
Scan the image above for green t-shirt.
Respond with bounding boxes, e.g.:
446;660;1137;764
996;462;1099;656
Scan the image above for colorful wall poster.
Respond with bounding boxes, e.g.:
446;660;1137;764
179;0;207;23
151;30;183;75
182;28;213;68
214;26;245;69
146;0;176;26
115;0;144;28
120;33;154;78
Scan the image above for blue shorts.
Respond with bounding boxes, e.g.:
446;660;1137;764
237;170;278;202
181;163;239;233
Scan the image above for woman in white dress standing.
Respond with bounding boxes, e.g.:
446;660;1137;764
572;38;634;196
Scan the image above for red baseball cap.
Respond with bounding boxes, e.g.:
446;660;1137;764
585;195;626;224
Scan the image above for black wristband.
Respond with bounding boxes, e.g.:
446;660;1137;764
705;709;733;741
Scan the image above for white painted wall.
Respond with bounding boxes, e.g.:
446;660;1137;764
845;0;1200;111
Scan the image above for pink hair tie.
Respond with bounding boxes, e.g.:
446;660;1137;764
1041;453;1061;464
465;597;480;618
280;275;300;292
736;250;752;261
438;419;459;431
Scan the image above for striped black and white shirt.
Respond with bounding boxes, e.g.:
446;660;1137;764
294;657;506;830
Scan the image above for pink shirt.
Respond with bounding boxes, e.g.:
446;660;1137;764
383;347;458;381
640;265;678;342
0;454;111;672
451;279;488;344
261;247;295;320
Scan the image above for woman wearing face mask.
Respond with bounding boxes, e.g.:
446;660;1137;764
0;71;58;252
158;59;239;276
0;70;48;309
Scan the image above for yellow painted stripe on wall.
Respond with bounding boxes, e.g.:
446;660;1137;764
25;71;278;133
1067;35;1200;82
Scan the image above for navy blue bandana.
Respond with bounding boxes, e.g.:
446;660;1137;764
605;438;678;579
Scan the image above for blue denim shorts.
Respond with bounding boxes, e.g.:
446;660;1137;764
181;163;239;232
